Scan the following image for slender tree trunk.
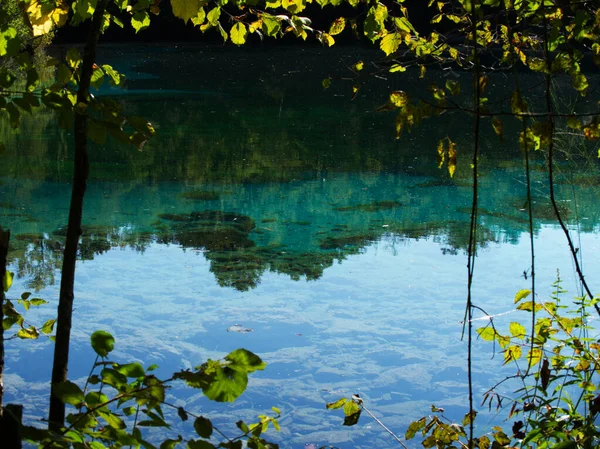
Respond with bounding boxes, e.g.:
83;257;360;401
48;0;108;431
0;227;9;413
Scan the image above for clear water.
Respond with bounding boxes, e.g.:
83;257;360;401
2;45;600;448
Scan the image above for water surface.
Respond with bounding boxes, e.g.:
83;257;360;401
2;44;600;448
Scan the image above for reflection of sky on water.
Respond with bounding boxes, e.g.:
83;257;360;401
3;44;600;448
5;226;600;448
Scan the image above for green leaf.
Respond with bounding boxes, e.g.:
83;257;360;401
30;298;48;307
225;349;266;373
0;70;16;89
406;417;426;439
85;391;109;409
230;23;248;45
101;65;124;87
41;319;56;334
194;416;213;438
261;15;281;37
90;66;105;89
91;330;115;357
0;27;20;57
161;437;182;449
131;11;151;33
54;380;85;406
67;412;99;430
3;269;13;292
207;7;221;26
3;316;20;331
97;410;126;429
66;48;82;70
177;407;188;421
188;440;216;449
101;368;128;389
116;362;145;378
514;289;531;304
363;4;387;42
171;0;201;23
445;79;460;96
202;366;247;402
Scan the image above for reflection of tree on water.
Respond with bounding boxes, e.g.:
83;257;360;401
8;206;506;292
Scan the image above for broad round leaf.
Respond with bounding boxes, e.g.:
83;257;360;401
91;330;115;357
54;380;84;406
194;416;213;438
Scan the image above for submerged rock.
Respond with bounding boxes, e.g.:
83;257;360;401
333;201;402;212
159;210;255;233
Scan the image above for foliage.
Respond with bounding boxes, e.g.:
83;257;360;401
18;329;281;449
328;281;600;448
3;266;56;341
3;0;600;447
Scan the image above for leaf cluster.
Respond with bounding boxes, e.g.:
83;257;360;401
20;329;280;449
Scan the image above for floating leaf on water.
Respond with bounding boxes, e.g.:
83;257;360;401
227;324;254;333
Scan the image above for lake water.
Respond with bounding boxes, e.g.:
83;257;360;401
2;45;600;448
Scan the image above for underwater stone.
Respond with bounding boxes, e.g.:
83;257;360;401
334;201;402;212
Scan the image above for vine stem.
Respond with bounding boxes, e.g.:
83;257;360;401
465;0;481;446
542;6;600;318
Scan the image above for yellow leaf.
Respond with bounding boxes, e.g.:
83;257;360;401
419;65;426;78
27;0;69;36
353;60;364;72
447;140;456;178
249;20;262;33
436;139;445;168
171;0;201;23
389;91;408;107
527;348;542;368
389;64;406;73
503;345;522;365
329;17;346;36
514;289;531;304
395;114;403;139
319;32;335;47
380;32;401;56
491;116;503;140
509;322;526;340
3;269;13;292
191;8;206;26
230;22;248;45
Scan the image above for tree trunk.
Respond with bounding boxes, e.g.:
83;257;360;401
48;0;109;431
0;227;10;413
0;229;21;449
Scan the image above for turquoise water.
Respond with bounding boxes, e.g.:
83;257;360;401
2;45;600;448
